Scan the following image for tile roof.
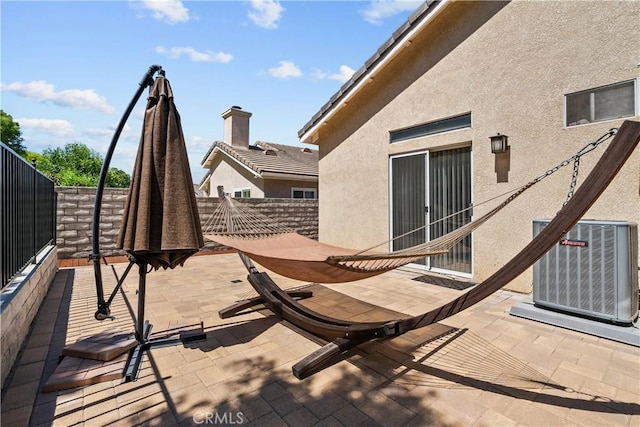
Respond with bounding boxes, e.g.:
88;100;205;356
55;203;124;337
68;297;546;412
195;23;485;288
202;140;318;178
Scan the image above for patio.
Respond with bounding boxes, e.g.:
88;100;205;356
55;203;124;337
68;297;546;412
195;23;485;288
2;252;639;426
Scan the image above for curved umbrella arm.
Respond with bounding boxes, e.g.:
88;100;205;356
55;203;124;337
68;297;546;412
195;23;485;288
91;64;163;321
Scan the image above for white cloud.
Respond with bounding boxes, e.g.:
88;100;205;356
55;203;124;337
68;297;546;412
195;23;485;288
328;65;356;83
248;0;284;29
361;0;420;25
311;65;355;83
85;123;137;139
311;69;327;80
268;61;302;79
135;0;190;24
155;46;233;63
84;128;114;138
186;135;212;152
1;80;114;113
16;118;74;138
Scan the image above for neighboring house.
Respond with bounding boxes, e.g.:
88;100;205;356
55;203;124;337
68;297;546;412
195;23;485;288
200;106;318;198
298;0;640;293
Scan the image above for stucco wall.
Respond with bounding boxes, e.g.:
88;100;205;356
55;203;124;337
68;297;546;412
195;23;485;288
208;156;265;198
264;179;318;198
314;0;640;292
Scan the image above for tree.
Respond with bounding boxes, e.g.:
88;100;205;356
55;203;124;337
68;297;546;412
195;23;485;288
1;110;27;156
106;168;131;188
34;142;130;188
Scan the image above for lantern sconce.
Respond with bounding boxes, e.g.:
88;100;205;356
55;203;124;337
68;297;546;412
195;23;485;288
490;133;509;154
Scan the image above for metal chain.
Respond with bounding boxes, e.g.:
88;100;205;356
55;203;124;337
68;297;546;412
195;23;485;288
562;127;618;205
564;156;581;206
525;128;618;196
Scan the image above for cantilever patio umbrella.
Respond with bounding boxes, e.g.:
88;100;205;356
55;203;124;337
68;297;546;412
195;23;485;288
90;65;204;381
116;74;204;269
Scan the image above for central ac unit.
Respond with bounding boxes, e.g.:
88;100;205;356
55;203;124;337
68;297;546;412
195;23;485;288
533;219;639;325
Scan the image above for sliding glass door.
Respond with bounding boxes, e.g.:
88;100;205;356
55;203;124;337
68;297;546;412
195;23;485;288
391;154;427;265
390;146;472;275
428;147;472;274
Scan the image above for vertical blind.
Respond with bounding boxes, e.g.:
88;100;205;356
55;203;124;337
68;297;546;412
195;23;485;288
391;155;426;265
429;147;472;273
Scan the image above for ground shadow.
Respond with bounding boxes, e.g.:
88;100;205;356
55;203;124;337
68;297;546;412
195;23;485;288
202;283;640;422
412;274;475;290
350;326;640;416
24;269;75;425
22;266;639;426
201;355;449;426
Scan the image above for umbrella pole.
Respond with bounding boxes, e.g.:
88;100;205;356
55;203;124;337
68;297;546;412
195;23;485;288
122;261;154;382
91;65;163;321
136;262;152;342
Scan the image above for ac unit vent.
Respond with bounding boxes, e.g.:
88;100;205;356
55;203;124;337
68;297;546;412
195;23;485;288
533;220;638;325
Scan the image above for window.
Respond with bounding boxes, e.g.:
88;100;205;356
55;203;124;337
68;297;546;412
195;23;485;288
390;113;471;143
233;188;251;198
292;188;317;199
565;80;636;127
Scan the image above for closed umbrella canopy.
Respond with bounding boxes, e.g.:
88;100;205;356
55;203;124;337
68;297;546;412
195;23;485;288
117;75;204;269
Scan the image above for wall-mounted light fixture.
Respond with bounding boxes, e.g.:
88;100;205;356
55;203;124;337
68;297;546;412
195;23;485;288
490;133;509;154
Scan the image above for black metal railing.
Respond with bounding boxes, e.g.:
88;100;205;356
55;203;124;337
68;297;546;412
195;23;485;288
1;143;57;287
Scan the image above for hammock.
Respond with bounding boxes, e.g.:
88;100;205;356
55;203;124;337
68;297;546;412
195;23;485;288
203;128;618;283
207;122;639;379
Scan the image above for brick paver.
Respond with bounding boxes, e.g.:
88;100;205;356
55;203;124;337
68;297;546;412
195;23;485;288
2;252;639;426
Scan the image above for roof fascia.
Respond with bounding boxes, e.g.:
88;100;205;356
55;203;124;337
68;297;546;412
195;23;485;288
298;0;451;144
261;172;318;182
199;170;212;187
200;141;219;167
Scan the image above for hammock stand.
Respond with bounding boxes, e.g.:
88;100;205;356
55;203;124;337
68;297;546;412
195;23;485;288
210;121;640;379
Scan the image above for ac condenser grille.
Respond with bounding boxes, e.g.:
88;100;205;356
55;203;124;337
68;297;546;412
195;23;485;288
533;220;638;324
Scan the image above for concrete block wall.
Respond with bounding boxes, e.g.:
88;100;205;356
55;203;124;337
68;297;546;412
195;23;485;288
0;246;58;389
56;187;319;259
56;186;129;259
240;198;319;240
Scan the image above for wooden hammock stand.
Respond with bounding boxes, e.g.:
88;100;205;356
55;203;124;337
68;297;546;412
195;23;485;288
218;121;640;379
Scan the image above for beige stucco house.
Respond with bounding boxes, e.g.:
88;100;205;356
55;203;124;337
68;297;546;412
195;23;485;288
298;0;640;293
201;106;318;198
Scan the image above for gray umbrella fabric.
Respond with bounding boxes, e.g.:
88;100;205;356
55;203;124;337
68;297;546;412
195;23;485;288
116;76;204;269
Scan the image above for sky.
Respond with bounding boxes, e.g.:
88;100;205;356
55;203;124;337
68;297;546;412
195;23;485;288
1;0;421;182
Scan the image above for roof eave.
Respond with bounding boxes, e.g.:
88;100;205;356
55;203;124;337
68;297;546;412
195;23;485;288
199;170;212;187
298;0;451;144
213;146;263;178
261;172;318;182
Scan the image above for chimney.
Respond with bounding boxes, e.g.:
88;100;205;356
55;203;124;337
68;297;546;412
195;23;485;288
222;106;252;149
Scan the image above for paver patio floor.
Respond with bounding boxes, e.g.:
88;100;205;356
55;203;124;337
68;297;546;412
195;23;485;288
2;253;639;426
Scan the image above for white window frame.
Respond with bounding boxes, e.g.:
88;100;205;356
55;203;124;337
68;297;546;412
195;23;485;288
564;79;638;128
233;188;251;198
291;187;317;199
389;112;472;143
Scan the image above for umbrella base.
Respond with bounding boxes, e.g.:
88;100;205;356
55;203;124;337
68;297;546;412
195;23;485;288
123;319;206;382
121;262;207;382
